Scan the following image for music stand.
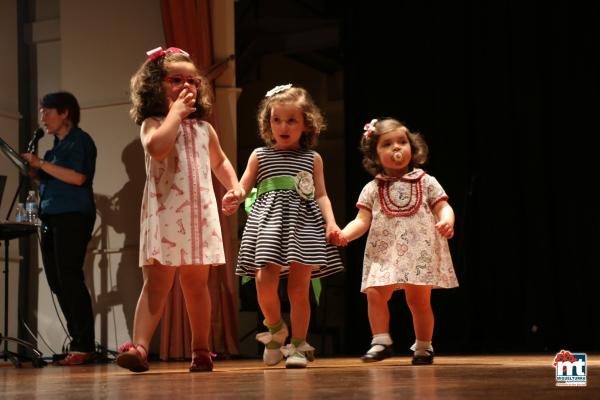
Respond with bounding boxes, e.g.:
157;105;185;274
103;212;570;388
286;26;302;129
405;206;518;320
0;138;46;367
0;136;30;220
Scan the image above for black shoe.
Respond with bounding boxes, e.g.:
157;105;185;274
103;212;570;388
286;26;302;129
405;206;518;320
360;344;392;362
411;350;434;365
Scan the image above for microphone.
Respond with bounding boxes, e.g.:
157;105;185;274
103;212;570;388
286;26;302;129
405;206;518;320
27;128;45;153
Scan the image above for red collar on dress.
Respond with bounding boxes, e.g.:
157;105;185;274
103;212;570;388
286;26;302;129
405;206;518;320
375;168;426;183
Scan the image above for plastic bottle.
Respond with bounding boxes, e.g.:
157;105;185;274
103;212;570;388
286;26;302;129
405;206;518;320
15;203;26;223
25;190;39;225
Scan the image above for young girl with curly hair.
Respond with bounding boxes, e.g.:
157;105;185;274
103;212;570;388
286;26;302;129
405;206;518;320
225;84;344;368
116;46;242;373
334;118;458;365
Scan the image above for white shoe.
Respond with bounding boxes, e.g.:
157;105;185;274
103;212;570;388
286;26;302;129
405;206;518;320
285;352;307;368
263;347;284;366
282;341;315;369
256;322;288;366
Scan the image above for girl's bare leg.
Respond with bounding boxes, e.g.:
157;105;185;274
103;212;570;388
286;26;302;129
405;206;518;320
179;265;211;352
287;263;313;340
404;284;434;341
365;285;395;335
256;264;282;325
131;264;177;356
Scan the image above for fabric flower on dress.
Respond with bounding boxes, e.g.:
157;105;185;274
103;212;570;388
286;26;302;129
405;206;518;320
294;171;315;200
363;119;378;139
265;84;292;97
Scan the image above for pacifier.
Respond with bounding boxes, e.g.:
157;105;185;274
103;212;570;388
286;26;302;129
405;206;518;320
392;151;403;162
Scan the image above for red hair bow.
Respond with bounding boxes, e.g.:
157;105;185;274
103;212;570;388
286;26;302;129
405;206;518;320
146;46;190;61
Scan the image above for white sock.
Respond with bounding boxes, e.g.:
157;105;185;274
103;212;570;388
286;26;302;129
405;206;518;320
410;340;433;356
371;333;393;346
367;333;392;353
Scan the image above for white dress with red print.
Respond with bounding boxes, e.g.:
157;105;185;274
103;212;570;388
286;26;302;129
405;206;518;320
139;119;225;267
356;169;458;292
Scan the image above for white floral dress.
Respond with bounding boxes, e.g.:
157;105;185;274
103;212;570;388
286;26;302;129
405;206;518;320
139;119;225;267
356;169;458;292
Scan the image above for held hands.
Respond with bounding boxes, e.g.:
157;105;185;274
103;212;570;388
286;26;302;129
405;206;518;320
326;224;348;247
435;219;454;239
169;87;196;120
221;188;245;216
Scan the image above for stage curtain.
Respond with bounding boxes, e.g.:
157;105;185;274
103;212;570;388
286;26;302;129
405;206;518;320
158;0;240;359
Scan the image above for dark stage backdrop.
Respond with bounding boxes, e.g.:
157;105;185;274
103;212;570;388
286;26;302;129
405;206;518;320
343;2;599;354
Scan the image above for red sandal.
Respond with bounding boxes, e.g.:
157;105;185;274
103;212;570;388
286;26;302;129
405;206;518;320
189;349;214;372
56;351;95;366
116;342;149;372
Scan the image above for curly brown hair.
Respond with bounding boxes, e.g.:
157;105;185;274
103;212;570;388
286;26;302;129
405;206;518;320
129;50;212;125
360;118;429;176
257;85;325;149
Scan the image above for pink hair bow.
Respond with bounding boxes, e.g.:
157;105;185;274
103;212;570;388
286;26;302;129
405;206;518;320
363;119;378;139
146;46;190;61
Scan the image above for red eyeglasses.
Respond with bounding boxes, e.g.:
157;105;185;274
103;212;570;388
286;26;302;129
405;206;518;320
164;75;202;88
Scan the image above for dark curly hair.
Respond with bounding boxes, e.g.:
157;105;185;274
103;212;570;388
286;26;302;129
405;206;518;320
129;50;212;125
257;85;325;149
360;118;428;176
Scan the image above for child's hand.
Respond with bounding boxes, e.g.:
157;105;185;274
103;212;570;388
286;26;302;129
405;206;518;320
330;230;349;247
435;219;454;239
221;188;244;216
326;224;348;247
169;88;196;120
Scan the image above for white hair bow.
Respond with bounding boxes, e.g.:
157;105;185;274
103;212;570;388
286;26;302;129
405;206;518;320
265;84;292;97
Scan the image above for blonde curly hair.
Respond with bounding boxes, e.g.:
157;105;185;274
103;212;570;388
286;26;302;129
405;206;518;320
256;85;325;149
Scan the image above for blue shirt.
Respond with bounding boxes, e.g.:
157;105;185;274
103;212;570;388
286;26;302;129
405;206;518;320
39;126;96;216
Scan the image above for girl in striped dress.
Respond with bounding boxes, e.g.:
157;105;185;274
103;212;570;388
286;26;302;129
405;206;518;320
224;84;343;368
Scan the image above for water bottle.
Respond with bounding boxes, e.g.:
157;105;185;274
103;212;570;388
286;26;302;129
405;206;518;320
15;203;26;223
25;190;39;225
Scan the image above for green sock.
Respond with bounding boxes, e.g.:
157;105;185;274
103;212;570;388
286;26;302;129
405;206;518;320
290;338;305;358
265;320;284;349
265;319;283;333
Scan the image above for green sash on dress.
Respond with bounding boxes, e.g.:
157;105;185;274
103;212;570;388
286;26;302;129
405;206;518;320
241;175;322;304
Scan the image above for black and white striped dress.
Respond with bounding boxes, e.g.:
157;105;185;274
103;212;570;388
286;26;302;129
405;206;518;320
236;146;344;278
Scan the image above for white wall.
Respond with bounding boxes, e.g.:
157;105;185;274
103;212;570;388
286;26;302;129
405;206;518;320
0;0;21;352
28;0;239;356
0;0;240;359
32;0;165;354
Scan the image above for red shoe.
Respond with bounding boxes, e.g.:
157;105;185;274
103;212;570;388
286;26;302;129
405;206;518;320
116;343;149;372
189;349;213;372
56;351;94;366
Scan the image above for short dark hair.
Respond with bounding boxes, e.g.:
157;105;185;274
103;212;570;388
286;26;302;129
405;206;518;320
40;91;81;125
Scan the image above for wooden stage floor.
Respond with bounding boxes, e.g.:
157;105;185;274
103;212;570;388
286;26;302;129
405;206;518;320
1;355;598;399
